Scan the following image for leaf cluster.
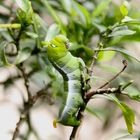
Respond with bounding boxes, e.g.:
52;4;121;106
0;0;140;139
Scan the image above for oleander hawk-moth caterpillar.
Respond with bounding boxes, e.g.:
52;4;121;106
44;35;89;126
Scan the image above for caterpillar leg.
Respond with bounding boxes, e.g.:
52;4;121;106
55;106;81;126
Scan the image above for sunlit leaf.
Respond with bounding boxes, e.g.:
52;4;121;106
98;47;140;63
97;51;116;62
120;1;129;17
98;94;135;134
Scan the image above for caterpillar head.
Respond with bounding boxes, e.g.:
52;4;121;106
45;35;70;60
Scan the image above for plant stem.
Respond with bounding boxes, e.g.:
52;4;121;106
0;23;21;28
98;60;127;89
70;60;128;139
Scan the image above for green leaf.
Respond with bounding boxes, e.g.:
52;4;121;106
95;47;140;62
15;47;32;64
97;51;116;62
125;86;140;101
92;0;112;18
42;0;61;24
109;26;136;37
115;133;140;140
69;43;93;61
25;31;38;39
120;1;129;17
0;42;13;67
34;14;47;32
95;47;140;63
72;1;91;26
45;24;60;41
109;29;135;37
41;0;65;34
61;0;72;13
0;30;13;42
121;16;137;23
16;1;33;27
86;107;102;120
99;94;135;134
15;0;30;12
92;22;106;32
121;102;135;134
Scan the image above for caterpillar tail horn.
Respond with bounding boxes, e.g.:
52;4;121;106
53;119;58;128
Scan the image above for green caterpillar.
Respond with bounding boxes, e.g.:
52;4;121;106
44;35;89;126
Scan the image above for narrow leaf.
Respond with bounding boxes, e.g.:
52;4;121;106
15;0;30;12
115;133;140;140
86;107;102;120
98;47;140;63
120;1;129;17
92;0;112;18
15;47;32;64
109;29;136;37
61;0;72;13
97;51;115;62
103;94;135;134
0;42;13;67
45;24;60;41
25;31;38;38
73;1;91;26
41;0;65;34
125;86;140;101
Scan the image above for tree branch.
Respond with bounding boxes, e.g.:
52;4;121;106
18;66;31;101
98;60;127;89
12;85;50;140
70;60;128;140
89;42;103;76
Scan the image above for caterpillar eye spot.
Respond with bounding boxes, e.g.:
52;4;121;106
51;44;56;48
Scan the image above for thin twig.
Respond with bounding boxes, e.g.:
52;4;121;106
18;65;31;100
70;60;128;139
70;106;84;140
98;60;127;89
12;85;50;140
86;88;119;99
12;112;27;140
70;86;125;139
70;82;131;139
89;42;103;76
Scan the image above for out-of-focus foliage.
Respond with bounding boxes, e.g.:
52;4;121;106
0;0;140;139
